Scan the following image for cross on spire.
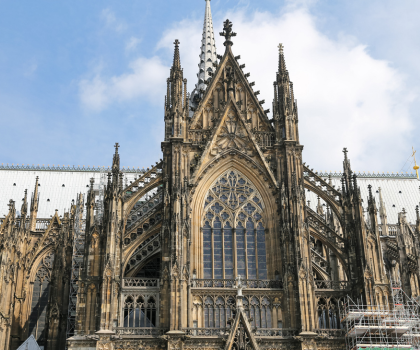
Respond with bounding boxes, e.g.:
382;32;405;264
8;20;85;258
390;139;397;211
174;39;180;47
114;143;120;153
220;19;236;47
278;43;284;54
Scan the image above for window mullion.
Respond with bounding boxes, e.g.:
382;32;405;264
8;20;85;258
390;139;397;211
233;228;237;278
211;228;215;279
255;228;259;279
222;227;225;279
244;226;249;279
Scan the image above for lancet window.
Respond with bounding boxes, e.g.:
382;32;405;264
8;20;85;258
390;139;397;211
123;294;158;327
28;252;54;345
202;170;267;280
317;297;342;329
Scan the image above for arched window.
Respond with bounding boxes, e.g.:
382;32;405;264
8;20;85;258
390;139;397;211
317;297;342;329
123;295;157;327
202;170;268;280
28;252;54;346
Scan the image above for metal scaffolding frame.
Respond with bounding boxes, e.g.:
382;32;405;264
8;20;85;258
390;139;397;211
341;280;420;350
66;194;86;340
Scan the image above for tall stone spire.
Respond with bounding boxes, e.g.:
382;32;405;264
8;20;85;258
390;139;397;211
189;0;218;114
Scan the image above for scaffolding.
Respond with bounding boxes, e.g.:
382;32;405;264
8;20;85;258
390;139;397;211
66;194;86;341
342;280;420;350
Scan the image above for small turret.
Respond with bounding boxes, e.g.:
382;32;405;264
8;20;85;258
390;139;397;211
378;187;389;236
164;40;188;140
112;143;120;188
272;44;298;143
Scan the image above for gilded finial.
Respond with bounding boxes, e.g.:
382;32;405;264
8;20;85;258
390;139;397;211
412;146;419;179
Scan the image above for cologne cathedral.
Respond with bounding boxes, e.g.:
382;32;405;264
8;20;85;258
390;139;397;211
1;1;420;350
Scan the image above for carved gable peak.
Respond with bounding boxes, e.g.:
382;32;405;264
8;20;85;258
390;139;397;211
191;99;277;187
189;46;273;134
225;305;259;350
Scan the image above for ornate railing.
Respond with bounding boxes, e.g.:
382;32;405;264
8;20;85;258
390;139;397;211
115;327;166;336
36;219;51;231
0;163;153;173
253;131;275;148
191;279;283;289
316;171;417;179
314;329;345;338
314;280;350;290
188;130;212;146
254;328;298;337
182;328;230;336
122;278;159;288
182;327;297;337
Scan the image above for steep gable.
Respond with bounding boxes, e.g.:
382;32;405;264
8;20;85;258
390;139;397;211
190;98;276;185
188;30;277;185
190;44;273;133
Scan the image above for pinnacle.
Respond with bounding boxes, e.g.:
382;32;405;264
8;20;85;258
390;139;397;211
172;39;181;70
278;43;287;75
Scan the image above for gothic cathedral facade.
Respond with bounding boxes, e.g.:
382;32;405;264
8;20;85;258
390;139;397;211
1;2;420;350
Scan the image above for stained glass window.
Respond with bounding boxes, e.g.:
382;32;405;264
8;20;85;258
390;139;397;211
202;170;267;279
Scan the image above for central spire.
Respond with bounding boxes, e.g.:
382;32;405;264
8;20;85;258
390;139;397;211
189;0;218;115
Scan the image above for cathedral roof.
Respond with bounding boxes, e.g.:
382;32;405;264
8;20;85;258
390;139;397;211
0;165;143;218
306;172;420;225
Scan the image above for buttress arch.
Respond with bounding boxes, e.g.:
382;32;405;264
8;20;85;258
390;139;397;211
190;157;279;280
308;227;349;280
304;180;342;227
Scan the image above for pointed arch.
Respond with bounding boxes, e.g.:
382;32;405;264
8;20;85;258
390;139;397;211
190;159;279;280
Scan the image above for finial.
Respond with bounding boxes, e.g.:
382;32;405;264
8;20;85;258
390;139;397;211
172;39;181;69
220;19;236;47
368;184;373;199
114;143;120;153
343;147;348;159
278;43;284;54
412;146;419;179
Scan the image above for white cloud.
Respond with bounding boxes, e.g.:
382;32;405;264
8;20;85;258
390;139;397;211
81;5;415;172
217;8;415;172
159;6;413;172
23;61;38;78
101;8;127;33
79;57;168;111
126;36;141;52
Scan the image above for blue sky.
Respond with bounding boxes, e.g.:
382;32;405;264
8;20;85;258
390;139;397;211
0;0;419;173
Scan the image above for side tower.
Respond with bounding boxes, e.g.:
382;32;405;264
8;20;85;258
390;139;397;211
272;44;318;340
